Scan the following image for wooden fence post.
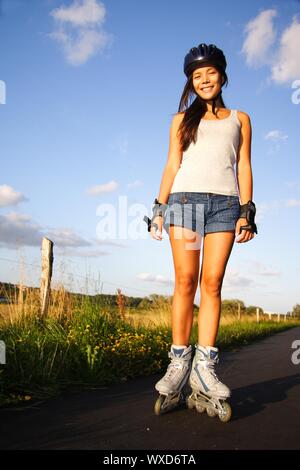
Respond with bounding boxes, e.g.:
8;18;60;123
256;307;259;323
238;302;241;321
117;288;125;320
40;237;54;318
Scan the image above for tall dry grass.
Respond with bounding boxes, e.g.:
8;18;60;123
124;305;278;330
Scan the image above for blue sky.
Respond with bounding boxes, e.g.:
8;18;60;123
1;0;300;314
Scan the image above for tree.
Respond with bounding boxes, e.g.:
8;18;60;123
291;304;300;319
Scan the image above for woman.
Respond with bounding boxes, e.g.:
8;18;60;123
145;43;258;420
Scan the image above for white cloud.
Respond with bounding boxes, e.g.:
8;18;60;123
0;184;28;207
49;0;114;66
127;180;143;189
222;268;258;289
55;247;109;257
0;211;44;248
0;209;127;256
264;130;288;155
87;180;118;195
241;9;300;84
108;135;129;158
286;199;300;207
93;237;126;247
251;261;281;277
264;130;288;141
0;211;92;249
137;273;174;286
253;200;282;223
117;139;129;156
284;180;300;189
255;199;300;222
271;15;300;83
50;0;105;26
45;227;91;247
241;9;277;67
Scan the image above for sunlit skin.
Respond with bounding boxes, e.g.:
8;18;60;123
192;64;226;116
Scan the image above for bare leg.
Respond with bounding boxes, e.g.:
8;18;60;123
198;231;235;346
168;225;202;346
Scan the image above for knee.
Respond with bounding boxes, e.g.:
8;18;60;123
175;273;197;296
200;275;222;297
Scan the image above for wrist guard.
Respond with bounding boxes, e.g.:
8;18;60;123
143;198;168;232
238;200;258;234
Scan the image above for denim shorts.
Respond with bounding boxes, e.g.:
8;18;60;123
163;192;241;237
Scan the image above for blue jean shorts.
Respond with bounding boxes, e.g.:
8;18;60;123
163;192;241;237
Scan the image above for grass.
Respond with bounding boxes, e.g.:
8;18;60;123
0;302;172;406
0;282;299;408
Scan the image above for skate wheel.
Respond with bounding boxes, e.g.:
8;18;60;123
186;395;195;410
196;402;205;413
218;401;232;423
154;395;164;416
206;405;217;417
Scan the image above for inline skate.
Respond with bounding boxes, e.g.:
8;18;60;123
154;344;193;415
186;344;232;423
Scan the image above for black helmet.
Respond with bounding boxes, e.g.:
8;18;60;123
184;43;227;78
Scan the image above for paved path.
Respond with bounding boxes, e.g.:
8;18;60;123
1;327;300;450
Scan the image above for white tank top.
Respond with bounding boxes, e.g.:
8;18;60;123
170;109;241;196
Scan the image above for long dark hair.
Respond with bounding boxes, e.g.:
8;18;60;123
174;66;229;152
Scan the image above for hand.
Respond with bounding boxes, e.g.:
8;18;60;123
235;217;255;243
150;215;164;241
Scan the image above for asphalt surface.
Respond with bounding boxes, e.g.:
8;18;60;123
1;326;300;450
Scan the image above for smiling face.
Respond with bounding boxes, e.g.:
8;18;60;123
192;64;223;100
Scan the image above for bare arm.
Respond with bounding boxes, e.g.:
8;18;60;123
236;111;253;206
157;113;184;204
